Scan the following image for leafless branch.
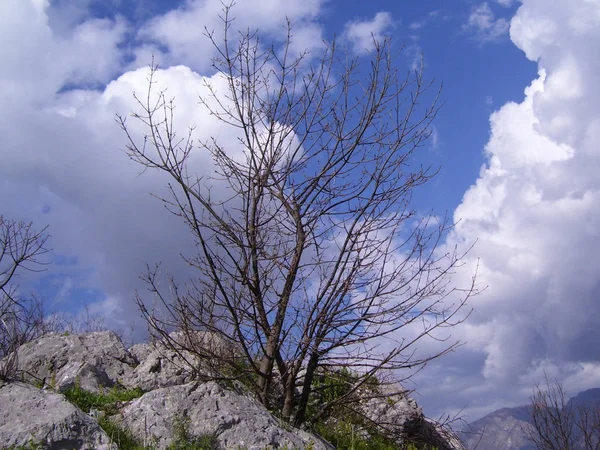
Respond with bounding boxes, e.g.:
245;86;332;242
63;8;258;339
119;4;476;427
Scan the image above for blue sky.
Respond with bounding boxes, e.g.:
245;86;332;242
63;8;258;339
2;0;599;424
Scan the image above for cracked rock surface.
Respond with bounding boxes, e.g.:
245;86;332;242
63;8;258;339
0;381;116;449
118;381;328;450
16;331;137;392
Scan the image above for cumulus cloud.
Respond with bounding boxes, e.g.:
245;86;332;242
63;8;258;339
0;0;128;104
0;0;327;337
136;0;325;71
464;2;510;43
415;0;600;421
343;12;394;55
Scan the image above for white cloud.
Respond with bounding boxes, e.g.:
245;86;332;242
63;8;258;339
0;0;333;337
1;63;260;337
0;0;127;104
409;9;449;31
136;0;325;71
464;3;510;43
0;1;265;337
343;12;394;55
415;0;600;421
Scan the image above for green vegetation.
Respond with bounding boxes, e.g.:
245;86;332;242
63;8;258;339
314;420;397;450
63;382;145;416
5;442;43;450
63;382;146;449
166;414;219;450
305;367;370;423
305;367;439;450
99;417;147;450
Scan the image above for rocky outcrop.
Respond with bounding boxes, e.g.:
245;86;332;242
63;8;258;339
0;381;116;449
361;384;423;428
117;381;327;450
124;342;205;392
15;330;209;393
5;331;326;449
1;330;463;449
15;331;137;392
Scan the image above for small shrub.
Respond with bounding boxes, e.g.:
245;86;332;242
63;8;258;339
99;416;148;450
167;413;219;450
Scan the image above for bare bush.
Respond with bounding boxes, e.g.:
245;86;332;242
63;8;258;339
527;378;600;450
0;216;50;380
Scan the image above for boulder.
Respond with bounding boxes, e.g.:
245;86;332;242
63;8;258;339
122;342;207;392
117;381;331;450
122;330;249;392
0;381;116;449
15;331;137;392
361;384;423;429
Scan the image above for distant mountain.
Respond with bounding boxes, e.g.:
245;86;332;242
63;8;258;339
461;388;600;450
460;406;536;450
568;387;600;410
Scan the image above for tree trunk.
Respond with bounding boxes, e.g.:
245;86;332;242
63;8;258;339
256;335;279;408
281;370;296;423
294;352;320;427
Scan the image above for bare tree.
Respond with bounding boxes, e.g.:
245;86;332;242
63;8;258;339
527;378;600;450
119;5;476;427
0;216;50;380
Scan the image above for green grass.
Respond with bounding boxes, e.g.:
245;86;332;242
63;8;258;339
99;416;149;450
5;443;43;450
63;382;147;449
63;383;145;416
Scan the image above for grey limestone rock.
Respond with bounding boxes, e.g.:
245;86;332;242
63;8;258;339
361;384;423;429
117;381;330;450
122;341;207;392
15;330;137;392
0;381;117;449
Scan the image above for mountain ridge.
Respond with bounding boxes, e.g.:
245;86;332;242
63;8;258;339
461;387;600;450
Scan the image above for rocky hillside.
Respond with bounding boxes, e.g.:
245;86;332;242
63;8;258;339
0;331;464;449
